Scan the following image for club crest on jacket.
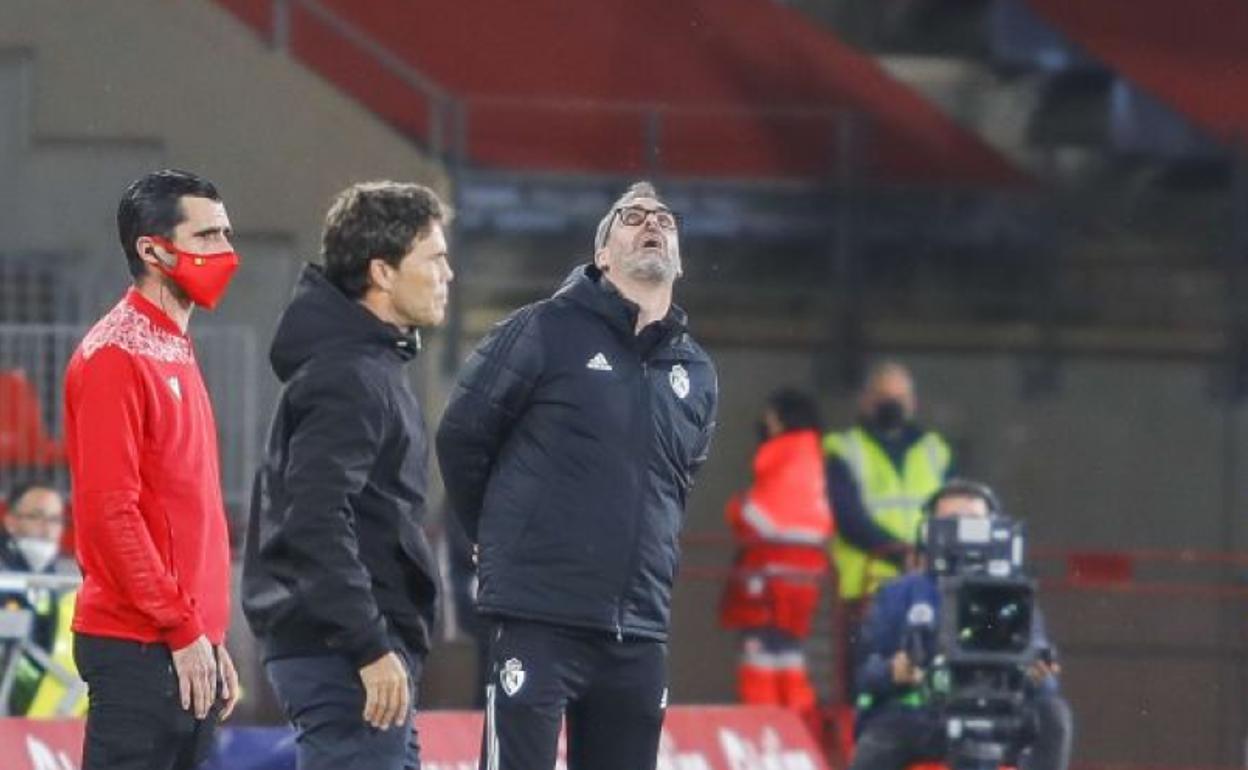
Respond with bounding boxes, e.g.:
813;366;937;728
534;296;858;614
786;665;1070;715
669;364;690;399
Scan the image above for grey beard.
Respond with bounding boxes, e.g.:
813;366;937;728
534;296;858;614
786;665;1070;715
623;252;681;284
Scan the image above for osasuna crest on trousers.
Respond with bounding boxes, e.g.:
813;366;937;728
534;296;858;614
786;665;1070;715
500;658;526;696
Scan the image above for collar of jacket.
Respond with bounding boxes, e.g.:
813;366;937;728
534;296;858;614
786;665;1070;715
0;531;37;573
269;263;420;383
856;420;926;451
555;263;689;347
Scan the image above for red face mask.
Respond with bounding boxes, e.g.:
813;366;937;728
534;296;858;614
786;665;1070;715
149;237;240;310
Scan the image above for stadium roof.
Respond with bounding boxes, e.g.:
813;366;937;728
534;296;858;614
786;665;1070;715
1028;0;1248;148
218;0;1027;185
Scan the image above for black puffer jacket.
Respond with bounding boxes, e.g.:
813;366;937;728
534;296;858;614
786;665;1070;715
436;265;718;640
243;264;438;665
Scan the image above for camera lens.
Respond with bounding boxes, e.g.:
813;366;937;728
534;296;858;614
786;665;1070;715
956;584;1032;653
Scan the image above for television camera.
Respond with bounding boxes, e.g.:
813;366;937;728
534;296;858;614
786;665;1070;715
904;513;1053;770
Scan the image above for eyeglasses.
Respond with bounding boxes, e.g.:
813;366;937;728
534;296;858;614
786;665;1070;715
11;510;65;526
614;206;678;231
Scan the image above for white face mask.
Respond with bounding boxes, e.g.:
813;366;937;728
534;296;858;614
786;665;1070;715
15;537;59;573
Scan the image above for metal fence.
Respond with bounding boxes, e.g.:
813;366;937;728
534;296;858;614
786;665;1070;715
0;253;87;325
0;323;260;516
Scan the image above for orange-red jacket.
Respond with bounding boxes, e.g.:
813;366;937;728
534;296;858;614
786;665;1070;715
720;429;834;637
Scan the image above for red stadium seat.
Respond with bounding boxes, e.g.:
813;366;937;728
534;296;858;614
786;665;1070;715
0;369;65;467
211;0;1027;186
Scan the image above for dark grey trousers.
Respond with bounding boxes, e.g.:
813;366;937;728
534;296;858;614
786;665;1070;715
266;652;422;770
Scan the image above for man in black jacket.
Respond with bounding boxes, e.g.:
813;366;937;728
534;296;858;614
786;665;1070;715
243;181;452;770
437;181;718;770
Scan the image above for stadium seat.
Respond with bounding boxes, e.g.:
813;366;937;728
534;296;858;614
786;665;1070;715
0;370;65;467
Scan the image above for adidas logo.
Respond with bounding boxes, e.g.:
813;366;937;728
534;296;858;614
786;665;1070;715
586;352;613;371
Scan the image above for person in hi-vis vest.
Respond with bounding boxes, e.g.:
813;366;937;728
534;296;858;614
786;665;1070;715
0;484;87;717
823;362;953;702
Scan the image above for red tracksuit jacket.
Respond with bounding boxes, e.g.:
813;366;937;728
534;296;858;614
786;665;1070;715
720;429;834;638
64;288;230;649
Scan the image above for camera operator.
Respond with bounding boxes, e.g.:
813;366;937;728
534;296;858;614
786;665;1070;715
848;479;1072;770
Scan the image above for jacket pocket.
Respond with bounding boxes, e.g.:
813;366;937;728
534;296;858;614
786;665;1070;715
479;472;545;562
497;488;548;562
398;522;438;586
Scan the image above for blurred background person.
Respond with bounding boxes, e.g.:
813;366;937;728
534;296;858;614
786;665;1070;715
1;483;67;576
850;480;1072;770
0;483;85;717
720;389;833;731
824;361;954;702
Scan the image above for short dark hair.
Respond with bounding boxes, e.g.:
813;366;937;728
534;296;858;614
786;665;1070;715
765;388;823;433
6;481;36;510
117;169;221;279
6;480;61;510
923;478;1003;517
321;181;450;300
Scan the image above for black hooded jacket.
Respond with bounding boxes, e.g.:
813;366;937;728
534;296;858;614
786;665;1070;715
242;264;438;666
436;265;718;640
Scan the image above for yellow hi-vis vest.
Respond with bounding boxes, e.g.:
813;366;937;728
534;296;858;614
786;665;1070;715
824;427;951;599
20;590;87;717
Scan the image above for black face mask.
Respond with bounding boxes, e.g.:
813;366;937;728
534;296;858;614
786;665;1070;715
870;399;908;433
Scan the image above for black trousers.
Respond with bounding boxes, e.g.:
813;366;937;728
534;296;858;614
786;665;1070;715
74;634;221;770
849;694;1074;770
265;650;423;770
480;619;667;770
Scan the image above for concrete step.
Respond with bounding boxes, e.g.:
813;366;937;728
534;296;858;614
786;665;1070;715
877;53;1045;168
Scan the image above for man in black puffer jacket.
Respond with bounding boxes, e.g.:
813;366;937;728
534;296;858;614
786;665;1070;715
437;181;718;770
243;182;452;770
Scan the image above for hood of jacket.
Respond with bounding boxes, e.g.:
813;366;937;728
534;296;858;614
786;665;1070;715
269;263;419;383
554;263;689;343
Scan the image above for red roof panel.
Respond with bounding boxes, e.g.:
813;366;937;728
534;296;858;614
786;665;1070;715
216;0;1026;185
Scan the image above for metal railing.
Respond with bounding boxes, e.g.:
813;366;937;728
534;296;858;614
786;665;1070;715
0;253;87;325
255;0;992;185
0;323;260;515
0;570;83;717
270;0;454;157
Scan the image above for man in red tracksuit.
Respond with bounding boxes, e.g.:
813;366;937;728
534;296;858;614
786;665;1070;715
720;389;834;724
64;170;241;770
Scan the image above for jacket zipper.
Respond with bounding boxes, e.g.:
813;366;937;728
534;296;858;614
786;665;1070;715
615;356;652;642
